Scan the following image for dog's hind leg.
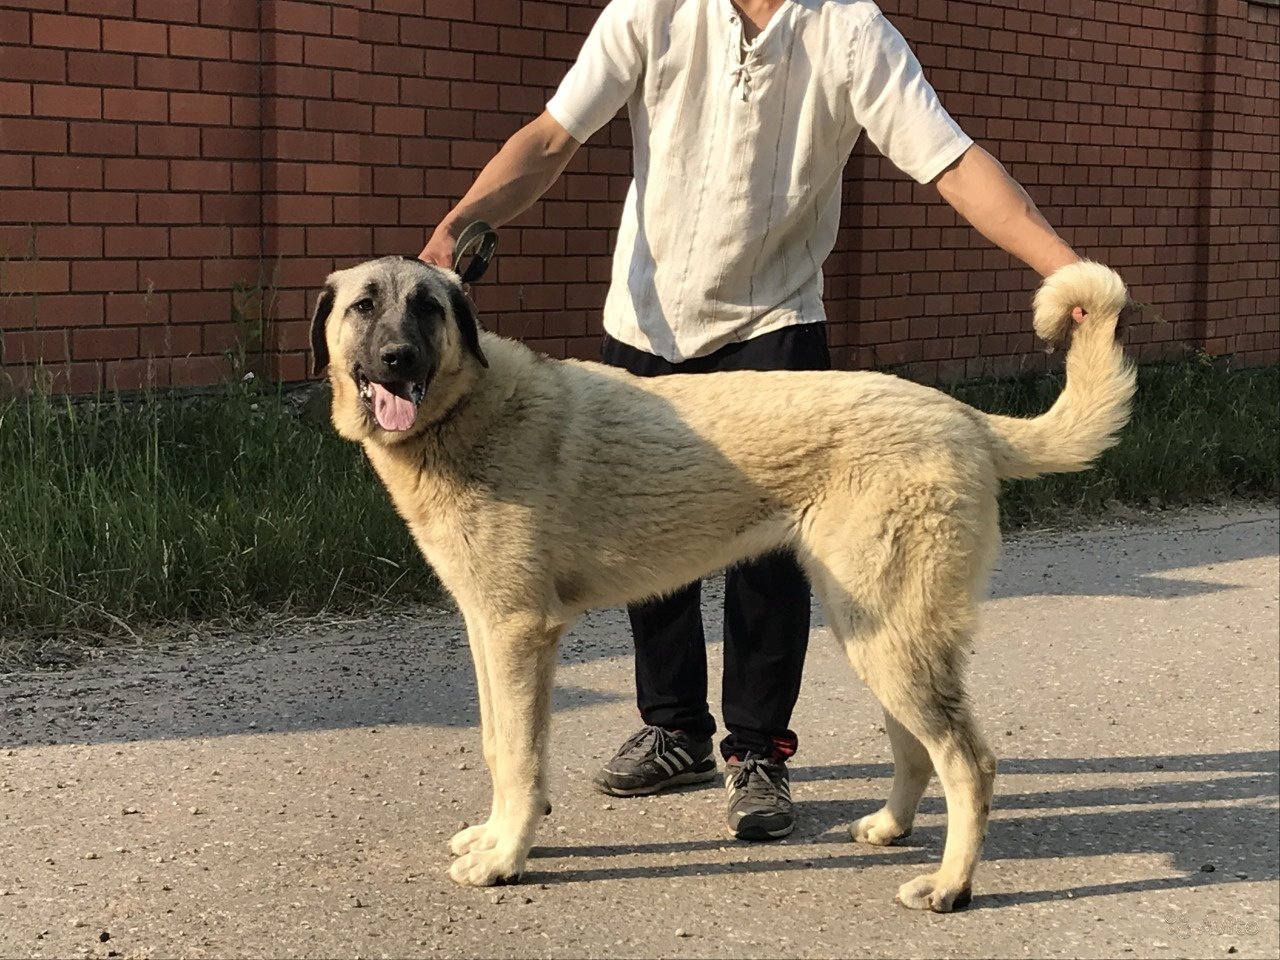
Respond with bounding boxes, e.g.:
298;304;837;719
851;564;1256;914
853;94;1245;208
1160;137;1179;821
851;709;933;845
807;507;997;913
448;615;561;887
853;623;996;913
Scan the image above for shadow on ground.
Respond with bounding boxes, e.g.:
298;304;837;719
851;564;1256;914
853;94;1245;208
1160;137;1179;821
523;749;1278;909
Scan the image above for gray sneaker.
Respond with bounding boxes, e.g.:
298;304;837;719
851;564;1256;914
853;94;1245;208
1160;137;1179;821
593;725;718;797
725;754;794;840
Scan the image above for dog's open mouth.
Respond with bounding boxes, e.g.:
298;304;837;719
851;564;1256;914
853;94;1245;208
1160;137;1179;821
356;369;427;432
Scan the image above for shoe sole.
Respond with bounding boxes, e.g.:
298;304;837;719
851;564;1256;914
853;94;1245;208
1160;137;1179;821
729;818;795;841
594;766;719;797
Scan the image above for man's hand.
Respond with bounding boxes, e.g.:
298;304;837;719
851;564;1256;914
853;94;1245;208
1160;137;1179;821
419;223;459;268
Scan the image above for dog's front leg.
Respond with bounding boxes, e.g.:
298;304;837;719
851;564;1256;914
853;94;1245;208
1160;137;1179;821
448;618;560;887
449;611;505;857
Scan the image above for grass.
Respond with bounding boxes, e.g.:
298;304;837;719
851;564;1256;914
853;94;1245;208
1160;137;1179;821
949;357;1279;528
0;378;438;656
0;358;1275;657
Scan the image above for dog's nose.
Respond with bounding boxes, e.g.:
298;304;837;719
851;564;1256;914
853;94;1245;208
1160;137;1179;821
380;343;418;370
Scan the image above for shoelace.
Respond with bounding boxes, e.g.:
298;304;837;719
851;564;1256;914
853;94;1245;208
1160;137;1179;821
615;724;672;761
729;756;786;802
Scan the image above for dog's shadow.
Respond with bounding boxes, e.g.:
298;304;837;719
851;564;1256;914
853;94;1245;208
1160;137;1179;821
524;749;1279;909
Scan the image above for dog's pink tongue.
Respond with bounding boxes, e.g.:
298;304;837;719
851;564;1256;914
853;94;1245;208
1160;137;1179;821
372;383;417;432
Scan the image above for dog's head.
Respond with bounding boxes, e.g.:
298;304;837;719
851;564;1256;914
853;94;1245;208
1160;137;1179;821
310;256;488;444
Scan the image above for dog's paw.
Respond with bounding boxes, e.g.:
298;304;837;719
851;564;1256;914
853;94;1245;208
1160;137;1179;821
449;823;498;857
894;872;972;913
448;849;523;888
851;809;912;846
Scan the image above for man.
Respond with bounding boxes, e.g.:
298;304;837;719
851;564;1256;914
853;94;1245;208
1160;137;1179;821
420;0;1084;842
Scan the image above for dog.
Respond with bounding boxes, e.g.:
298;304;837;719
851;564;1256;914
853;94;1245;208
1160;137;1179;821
309;255;1134;911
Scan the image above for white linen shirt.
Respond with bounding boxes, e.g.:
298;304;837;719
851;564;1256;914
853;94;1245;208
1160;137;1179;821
547;0;974;362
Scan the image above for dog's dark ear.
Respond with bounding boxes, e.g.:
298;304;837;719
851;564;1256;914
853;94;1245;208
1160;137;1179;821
310;285;335;375
448;286;489;369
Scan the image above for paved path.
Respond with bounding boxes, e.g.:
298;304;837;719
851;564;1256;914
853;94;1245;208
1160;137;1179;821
2;507;1277;959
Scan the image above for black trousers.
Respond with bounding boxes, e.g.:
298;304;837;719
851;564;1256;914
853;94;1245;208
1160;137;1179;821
599;323;831;760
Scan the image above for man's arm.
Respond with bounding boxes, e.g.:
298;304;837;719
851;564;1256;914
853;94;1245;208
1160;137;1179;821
419;111;582;266
934;144;1079;280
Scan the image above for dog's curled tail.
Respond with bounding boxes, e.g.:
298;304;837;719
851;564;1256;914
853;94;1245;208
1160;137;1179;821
987;260;1136;479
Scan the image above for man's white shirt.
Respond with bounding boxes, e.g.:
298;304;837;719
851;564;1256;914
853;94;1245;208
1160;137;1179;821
547;0;974;362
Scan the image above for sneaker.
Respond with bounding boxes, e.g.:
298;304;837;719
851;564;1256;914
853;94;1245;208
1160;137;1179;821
593;725;718;797
724;754;794;840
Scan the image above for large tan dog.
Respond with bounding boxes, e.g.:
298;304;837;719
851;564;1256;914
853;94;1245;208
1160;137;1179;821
310;256;1134;911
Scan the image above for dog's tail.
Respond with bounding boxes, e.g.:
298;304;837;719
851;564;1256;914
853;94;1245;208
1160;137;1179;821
986;261;1136;480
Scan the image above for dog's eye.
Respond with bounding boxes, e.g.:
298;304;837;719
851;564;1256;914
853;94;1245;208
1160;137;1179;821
352;297;375;315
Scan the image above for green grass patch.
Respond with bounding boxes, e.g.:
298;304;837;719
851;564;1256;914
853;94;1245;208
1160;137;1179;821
0;381;437;654
948;358;1278;527
0;359;1276;654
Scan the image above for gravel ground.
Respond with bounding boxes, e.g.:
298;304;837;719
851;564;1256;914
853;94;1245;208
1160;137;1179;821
1;506;1277;960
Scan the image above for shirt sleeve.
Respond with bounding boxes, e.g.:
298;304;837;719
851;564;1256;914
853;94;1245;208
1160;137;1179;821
546;0;645;144
850;13;973;184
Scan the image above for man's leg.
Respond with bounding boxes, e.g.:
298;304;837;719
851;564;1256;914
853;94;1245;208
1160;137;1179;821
593;335;718;796
720;550;810;761
629;581;716;740
709;323;830;839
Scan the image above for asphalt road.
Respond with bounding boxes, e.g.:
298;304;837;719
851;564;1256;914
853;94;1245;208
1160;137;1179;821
2;507;1277;960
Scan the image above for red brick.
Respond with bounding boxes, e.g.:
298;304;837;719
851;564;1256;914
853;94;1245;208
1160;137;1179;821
0;46;66;82
170;290;227;324
103;19;169;55
108;291;172;327
136;124;201;157
33;83;102;119
32;13;100;49
302;163;367;194
303;36;372;71
69;121;136;156
263;1;331;34
170;353;228;386
67;51;135;87
0;117;68;151
137;55;200;91
373;104;425;136
104;226;170;259
199;0;257;31
170;92;231;125
69;192;137;224
72;259;140;293
1;190;69;223
103;88;169;122
132;0;196;22
139;324;200;356
139;257;200;291
0;81;33;116
0;10;31;44
3;258;69;293
138;193;201;224
201;60;260;96
0;154;33;187
105;357;171;390
104;158;168;190
74;326;139;361
5;329;70;364
169;24;230;59
35;155;103;190
200;126;259;160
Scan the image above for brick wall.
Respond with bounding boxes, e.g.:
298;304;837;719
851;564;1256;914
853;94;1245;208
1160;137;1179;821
1;0;1276;394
